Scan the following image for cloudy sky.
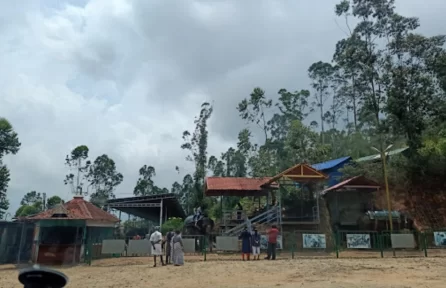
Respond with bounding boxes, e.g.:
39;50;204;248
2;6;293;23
0;0;444;214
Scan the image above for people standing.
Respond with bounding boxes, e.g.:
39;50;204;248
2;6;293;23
172;230;185;266
149;226;165;267
165;229;174;265
251;228;261;260
264;224;279;260
239;227;252;261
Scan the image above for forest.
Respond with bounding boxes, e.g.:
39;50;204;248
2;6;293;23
1;0;446;220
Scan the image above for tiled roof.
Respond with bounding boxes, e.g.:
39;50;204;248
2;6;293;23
205;177;273;191
311;156;352;171
205;177;278;197
28;196;119;222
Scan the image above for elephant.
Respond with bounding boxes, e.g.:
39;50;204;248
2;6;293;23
183;214;215;252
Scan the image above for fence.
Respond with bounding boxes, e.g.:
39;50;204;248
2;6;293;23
6;227;446;267
0;222;35;265
84;234;209;265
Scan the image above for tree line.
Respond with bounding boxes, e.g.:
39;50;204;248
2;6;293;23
1;0;445;220
170;0;446;218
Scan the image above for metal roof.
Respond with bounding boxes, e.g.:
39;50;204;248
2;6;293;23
356;147;408;163
107;193;186;220
311;156;352;171
321;176;381;196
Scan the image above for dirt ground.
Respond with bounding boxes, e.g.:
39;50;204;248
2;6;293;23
1;254;445;288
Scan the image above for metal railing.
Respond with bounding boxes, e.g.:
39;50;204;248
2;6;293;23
223;206;280;236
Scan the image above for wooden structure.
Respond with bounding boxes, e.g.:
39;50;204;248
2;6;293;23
204;163;328;234
263;163;328;225
26;196;119;265
205;177;279;233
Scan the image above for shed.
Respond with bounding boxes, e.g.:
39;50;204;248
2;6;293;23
26;195;119;265
321;176;381;228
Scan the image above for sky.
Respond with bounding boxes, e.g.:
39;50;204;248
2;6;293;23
0;0;445;215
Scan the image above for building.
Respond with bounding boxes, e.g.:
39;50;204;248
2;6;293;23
26;195;119;265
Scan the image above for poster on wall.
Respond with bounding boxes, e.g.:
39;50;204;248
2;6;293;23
346;234;371;249
260;235;282;250
302;234;326;249
433;232;446;246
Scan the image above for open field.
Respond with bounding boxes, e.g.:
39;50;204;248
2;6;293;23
1;255;446;288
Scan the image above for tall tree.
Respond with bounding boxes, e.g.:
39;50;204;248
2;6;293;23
181;102;213;210
87;154;123;207
0;118;21;218
237;87;273;143
20;191;43;206
134;165;155;196
64;145;91;195
308;61;336;143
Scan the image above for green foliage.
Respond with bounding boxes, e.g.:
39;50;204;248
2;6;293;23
15;191;64;217
87;154;123;207
46;196;63;209
0;117;21;218
64;145;91;195
161;217;184;234
15;203;41;217
133;165;169;196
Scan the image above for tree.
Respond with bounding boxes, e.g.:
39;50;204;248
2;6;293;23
0;117;21;159
308;61;336;143
64;145;91;195
181;102;213;210
47;196;63;209
87;154;123;207
15;191;45;217
133;165;167;196
20;191;43;206
237;87;272;143
0;164;10;218
0;118;21;218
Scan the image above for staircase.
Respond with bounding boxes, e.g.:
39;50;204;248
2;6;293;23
222;206;281;236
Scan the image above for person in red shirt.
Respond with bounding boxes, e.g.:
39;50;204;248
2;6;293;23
264;225;279;260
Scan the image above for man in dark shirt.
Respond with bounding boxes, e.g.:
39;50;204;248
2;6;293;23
251;228;261;260
264;225;279;260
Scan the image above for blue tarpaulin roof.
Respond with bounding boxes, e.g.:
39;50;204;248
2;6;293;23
311;156;352;171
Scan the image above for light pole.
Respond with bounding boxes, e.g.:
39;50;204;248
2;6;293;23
371;145;393;232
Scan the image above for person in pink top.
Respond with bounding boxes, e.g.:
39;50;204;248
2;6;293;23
264;225;279;260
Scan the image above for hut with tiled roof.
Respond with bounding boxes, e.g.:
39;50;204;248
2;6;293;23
26;195;119;265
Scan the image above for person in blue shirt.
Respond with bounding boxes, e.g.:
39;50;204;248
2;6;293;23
251;228;261;260
239;226;252;261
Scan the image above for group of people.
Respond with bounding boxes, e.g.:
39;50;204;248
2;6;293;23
147;226;185;267
239;224;280;261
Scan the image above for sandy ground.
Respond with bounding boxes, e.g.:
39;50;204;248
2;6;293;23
1;253;446;288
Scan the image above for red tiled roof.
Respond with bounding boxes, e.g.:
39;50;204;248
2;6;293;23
206;177;274;190
205;177;278;197
28;196;119;222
